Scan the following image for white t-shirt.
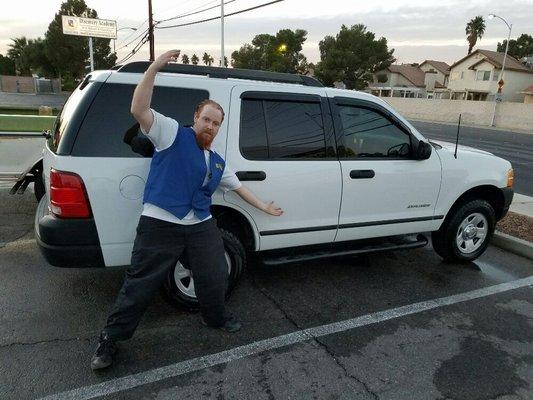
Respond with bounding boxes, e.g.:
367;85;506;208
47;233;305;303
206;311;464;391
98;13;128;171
141;109;241;225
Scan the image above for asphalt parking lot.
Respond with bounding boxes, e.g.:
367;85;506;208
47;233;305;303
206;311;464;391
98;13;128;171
1;185;532;400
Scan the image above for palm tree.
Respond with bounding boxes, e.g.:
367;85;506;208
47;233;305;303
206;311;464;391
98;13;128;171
202;52;214;66
7;37;30;75
191;54;199;65
465;16;486;55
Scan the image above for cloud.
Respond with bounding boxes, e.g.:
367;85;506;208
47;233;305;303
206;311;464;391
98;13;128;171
1;0;531;65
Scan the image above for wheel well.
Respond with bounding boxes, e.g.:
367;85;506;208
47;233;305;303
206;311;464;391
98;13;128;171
447;185;505;221
211;205;256;251
30;159;43;175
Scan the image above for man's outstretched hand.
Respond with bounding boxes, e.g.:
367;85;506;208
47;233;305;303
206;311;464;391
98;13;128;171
151;49;181;71
264;201;283;216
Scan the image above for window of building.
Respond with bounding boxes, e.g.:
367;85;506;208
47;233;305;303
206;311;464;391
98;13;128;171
476;70;491;81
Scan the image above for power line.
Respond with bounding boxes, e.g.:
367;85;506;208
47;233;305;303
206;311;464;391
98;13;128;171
153;0;201;21
156;0;283;30
115;28;149;52
116;33;149;65
116;18;148;48
117;39;147;65
156;0;237;24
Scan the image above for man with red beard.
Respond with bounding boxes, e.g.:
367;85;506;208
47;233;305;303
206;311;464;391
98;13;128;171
91;50;283;370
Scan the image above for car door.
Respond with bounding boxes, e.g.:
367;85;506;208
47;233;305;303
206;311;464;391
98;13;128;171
329;95;442;242
224;85;343;251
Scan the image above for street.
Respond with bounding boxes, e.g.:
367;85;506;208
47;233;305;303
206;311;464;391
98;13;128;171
411;120;533;197
1;186;532;400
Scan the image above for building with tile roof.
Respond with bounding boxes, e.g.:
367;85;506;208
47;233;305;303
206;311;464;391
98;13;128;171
447;49;533;102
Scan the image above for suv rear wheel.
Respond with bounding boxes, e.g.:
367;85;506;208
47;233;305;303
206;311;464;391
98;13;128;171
161;228;246;309
432;199;495;263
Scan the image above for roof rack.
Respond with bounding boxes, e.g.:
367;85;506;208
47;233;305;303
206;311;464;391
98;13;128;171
116;61;323;87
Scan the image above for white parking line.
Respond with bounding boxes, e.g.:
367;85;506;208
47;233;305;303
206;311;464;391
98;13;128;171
39;276;533;400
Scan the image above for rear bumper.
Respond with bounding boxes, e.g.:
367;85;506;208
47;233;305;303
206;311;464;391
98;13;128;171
35;197;105;267
499;187;514;220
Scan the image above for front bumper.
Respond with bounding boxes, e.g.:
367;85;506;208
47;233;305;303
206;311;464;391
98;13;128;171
499;187;514;220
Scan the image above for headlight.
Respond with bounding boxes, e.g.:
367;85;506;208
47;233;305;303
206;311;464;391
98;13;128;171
507;168;514;188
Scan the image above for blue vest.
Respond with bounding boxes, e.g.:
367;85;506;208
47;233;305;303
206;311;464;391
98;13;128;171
143;125;226;220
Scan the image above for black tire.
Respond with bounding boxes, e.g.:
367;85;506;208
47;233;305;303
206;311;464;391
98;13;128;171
432;199;495;263
34;172;45;202
161;228;246;310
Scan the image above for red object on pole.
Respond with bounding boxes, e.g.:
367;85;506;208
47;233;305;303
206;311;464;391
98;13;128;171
148;0;155;61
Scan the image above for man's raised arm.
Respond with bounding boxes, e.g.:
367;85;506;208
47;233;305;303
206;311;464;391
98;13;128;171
130;49;180;133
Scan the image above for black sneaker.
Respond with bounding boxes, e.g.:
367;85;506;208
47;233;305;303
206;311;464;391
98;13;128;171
201;316;241;333
91;333;117;370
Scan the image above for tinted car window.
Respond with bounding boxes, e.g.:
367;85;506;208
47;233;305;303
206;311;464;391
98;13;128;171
338;105;411;158
240;99;268;159
48;79;101;154
71;83;209;157
240;99;326;160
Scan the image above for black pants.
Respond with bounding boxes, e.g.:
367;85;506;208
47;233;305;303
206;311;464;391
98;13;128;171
102;216;228;341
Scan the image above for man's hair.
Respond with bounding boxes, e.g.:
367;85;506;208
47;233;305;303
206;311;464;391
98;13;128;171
195;99;225;121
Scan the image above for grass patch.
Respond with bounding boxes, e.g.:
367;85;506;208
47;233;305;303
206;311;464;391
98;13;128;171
0;107;60;116
0;114;56;132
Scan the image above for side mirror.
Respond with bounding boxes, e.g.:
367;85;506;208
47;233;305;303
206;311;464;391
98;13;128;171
416;140;432;160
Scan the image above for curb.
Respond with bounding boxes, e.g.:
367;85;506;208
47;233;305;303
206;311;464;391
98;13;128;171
492;231;533;260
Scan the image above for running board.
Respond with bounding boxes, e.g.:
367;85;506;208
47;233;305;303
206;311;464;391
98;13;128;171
260;234;428;266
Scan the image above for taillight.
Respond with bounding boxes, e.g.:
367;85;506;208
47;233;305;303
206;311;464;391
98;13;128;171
50;169;91;218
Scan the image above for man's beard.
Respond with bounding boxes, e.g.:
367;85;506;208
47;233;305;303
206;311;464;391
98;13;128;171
196;131;214;150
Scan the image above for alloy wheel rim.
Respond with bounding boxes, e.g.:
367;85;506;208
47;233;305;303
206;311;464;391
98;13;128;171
173;252;232;298
455;212;488;254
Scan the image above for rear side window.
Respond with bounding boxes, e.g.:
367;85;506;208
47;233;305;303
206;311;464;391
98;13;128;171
48;78;103;155
240;98;327;160
71;83;209;157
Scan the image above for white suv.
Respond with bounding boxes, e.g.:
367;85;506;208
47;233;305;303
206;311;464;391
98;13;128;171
34;62;514;308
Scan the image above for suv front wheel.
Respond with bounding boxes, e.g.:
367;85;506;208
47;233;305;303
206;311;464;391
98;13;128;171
432;199;496;263
161;228;246;309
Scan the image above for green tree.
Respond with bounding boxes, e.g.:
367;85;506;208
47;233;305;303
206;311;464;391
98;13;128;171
191;53;199;65
231;29;308;73
44;0;117;82
202;52;214;66
314;24;395;90
181;54;190;64
497;34;533;59
0;54;16;75
7;37;56;77
25;38;56;77
7;37;31;75
466;16;486;55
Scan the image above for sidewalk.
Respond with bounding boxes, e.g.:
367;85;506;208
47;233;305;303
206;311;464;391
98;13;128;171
493;193;533;260
409;118;533;135
509;193;533;218
0;92;69;109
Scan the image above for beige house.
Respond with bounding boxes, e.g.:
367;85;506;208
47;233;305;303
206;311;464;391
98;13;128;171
418;60;450;99
368;61;450;99
368;64;426;98
521;85;533;104
447;49;533;102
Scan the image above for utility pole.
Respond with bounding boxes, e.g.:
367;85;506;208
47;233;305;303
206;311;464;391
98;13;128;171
88;37;94;71
220;0;225;67
148;0;155;61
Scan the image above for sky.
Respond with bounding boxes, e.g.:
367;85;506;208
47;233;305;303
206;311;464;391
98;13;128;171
1;0;532;66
